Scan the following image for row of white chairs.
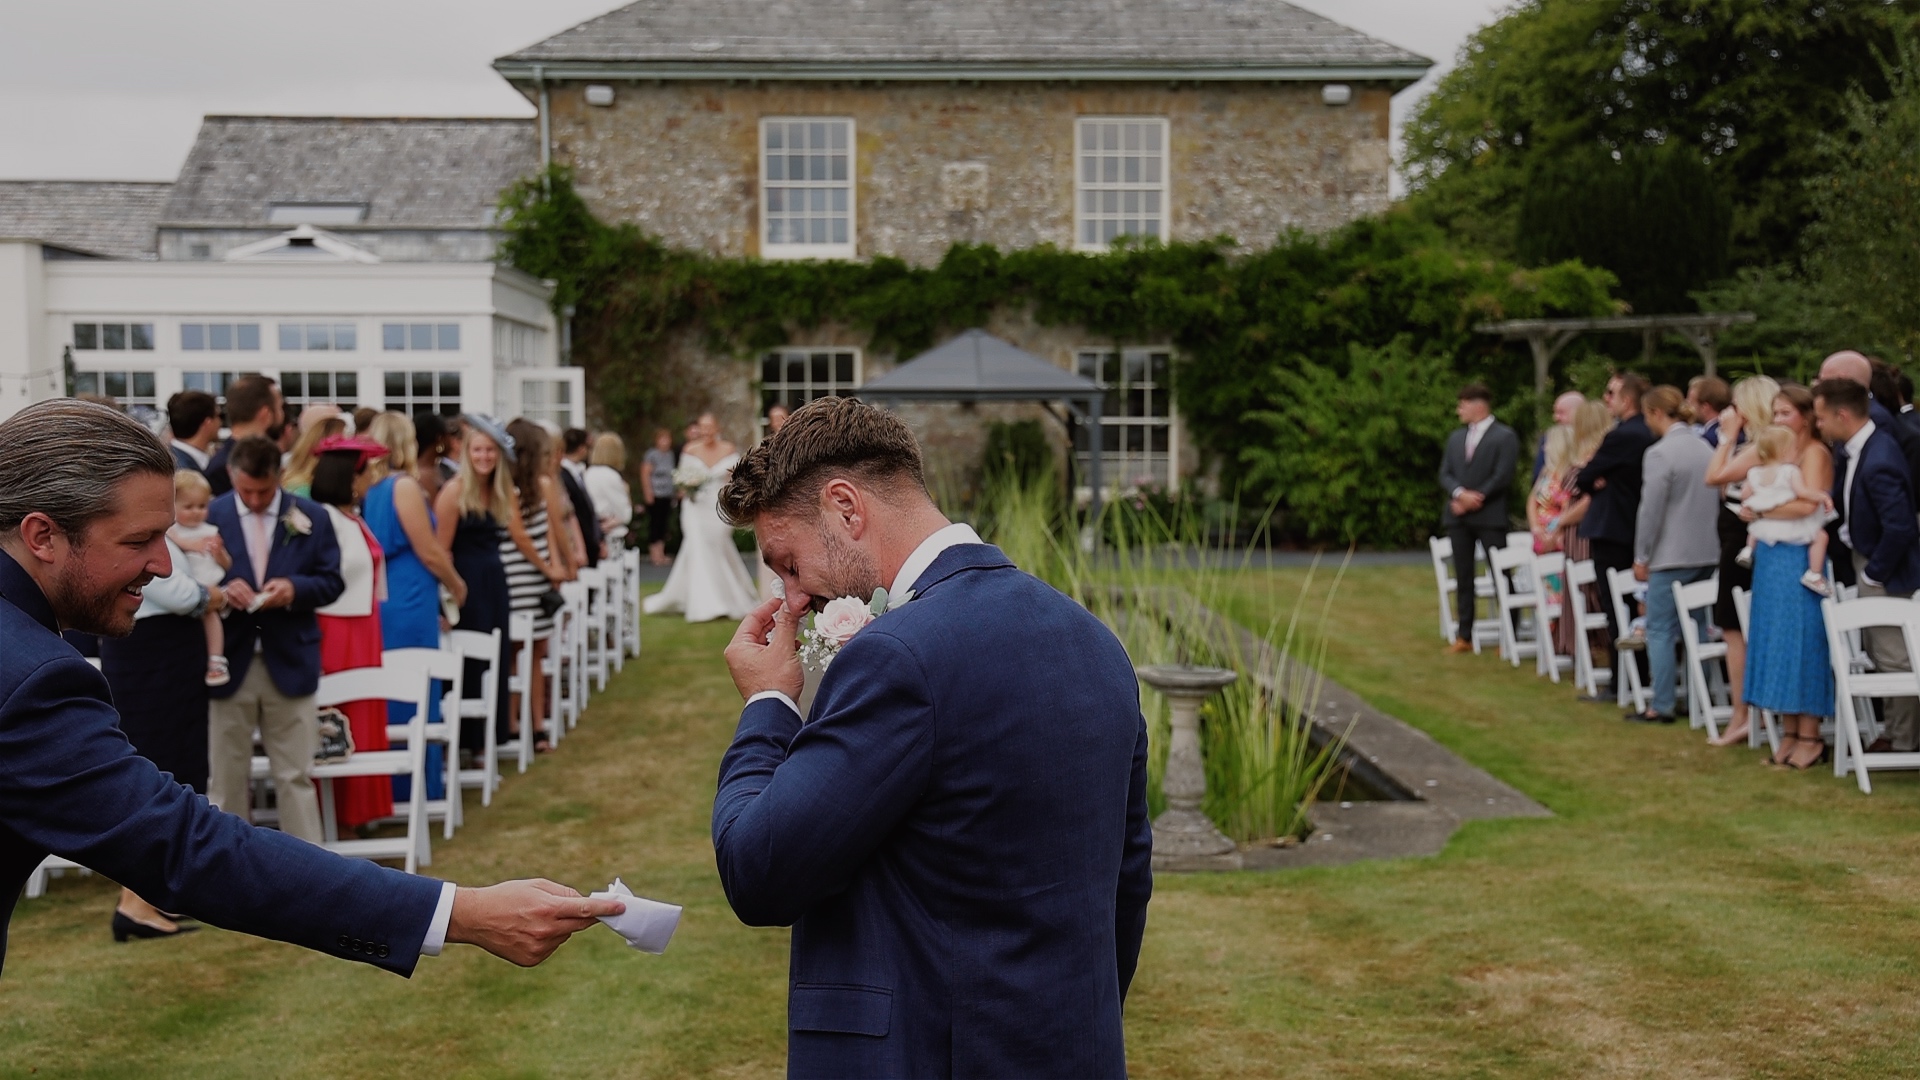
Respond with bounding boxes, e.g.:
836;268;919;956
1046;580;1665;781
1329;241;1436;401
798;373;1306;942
1435;532;1920;794
26;548;646;898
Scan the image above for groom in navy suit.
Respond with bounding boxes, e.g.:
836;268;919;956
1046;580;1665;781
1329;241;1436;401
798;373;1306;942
714;397;1152;1079
205;435;344;844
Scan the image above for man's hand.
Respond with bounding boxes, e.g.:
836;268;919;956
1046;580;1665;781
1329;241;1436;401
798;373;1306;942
223;579;258;611
1457;490;1485;511
256;578;296;609
1632;562;1649;583
445;879;626;967
726;593;807;702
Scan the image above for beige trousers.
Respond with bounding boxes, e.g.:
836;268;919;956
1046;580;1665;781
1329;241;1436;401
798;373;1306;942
207;660;324;844
1854;552;1919;751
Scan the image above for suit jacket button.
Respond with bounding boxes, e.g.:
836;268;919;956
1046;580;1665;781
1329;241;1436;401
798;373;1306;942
337;934;350;949
376;945;390;959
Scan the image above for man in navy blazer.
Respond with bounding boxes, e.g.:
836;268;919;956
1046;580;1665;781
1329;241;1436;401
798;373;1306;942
1815;378;1920;750
714;397;1152;1079
204;435;344;844
0;399;621;977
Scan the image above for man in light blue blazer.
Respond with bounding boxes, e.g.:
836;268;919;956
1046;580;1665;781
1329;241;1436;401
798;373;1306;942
714;397;1152;1079
205;435;343;843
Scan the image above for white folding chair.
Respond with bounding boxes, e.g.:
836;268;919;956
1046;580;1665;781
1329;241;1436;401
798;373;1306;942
1566;559;1614;699
505;611;537;771
1488;544;1545;668
1529;550;1574;682
451;628;506;806
1729;586;1781;754
382;647;465;839
621;547;643;660
1674;576;1731;739
23;856;90;900
544;583;585;742
579;566;612;694
1429;536;1500;650
312;661;432;874
1607;566;1649;713
1825;595;1920;793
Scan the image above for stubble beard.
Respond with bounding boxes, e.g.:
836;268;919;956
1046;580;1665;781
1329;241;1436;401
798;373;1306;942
810;525;882;613
52;552;139;638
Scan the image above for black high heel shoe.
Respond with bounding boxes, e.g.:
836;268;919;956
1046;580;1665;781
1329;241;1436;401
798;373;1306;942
112;910;198;942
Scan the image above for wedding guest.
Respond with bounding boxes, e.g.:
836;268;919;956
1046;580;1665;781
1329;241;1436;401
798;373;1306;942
1688;375;1732;447
365;412;465;798
1816;378;1920;755
0;400;624;974
205;436;344;845
310;437;393;833
434;416;516;755
281;411;346;499
1626;387;1719;724
547;427;591;574
501;419;570;751
641;428;676;566
1529;425;1578;655
98;529;225;940
412;411;451;500
206;375;283;497
558;428;604;569
166;390;220;476
438;414;466;487
168;470;232;687
1532;391;1585;480
586;433;635;552
351;406;379;436
1440;384;1519;654
1700;375;1782;746
1573;371;1655;644
1548;401;1615;677
766;402;790;436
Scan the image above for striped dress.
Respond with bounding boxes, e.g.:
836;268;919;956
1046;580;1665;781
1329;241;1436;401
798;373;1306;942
501;503;554;640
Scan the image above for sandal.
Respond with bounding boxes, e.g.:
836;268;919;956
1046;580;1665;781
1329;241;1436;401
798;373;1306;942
1786;737;1829;771
1765;734;1800;767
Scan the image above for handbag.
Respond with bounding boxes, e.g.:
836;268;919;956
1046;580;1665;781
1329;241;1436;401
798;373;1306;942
314;706;355;763
537;588;566;619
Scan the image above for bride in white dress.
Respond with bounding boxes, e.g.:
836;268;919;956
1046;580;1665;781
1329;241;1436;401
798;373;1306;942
643;413;762;622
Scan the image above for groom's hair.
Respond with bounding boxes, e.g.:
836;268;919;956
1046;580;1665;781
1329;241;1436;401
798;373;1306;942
718;396;925;525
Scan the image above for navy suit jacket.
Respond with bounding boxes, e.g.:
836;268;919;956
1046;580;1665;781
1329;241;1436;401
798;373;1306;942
1837;424;1920;595
714;544;1153;1079
1573;414;1656;546
205;441;233;496
0;550;441;977
171;444;208;476
208;490;343;699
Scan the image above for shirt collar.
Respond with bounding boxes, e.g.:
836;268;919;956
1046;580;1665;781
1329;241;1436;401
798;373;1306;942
889;522;983;605
561;457;586;478
1845;419;1876;461
171;439;210;468
1468;415;1494;437
238;490;283;521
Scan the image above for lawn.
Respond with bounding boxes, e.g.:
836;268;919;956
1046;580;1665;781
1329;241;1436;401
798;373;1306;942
8;566;1920;1078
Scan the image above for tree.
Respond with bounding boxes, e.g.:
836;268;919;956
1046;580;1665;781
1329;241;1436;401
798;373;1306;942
1406;0;1916;268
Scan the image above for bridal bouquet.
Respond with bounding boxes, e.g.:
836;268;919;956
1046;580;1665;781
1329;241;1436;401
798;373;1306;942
797;589;891;670
671;460;711;498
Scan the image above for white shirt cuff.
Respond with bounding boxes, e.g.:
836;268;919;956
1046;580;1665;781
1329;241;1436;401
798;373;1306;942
1862;572;1882;588
420;881;457;956
746;690;802;718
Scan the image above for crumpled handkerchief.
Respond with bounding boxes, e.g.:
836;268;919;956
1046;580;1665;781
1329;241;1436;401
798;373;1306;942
590;877;682;954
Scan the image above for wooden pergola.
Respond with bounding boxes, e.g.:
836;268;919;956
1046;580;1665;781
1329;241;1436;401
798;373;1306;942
1476;312;1757;397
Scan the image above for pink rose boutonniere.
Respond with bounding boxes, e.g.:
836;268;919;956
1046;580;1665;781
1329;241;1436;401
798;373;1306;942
797;589;891;670
281;505;314;541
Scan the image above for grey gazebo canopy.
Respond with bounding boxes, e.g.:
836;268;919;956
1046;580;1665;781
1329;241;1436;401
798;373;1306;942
859;328;1107;518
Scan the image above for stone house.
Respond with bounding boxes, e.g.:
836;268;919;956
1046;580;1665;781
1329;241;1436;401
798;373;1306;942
496;0;1430;492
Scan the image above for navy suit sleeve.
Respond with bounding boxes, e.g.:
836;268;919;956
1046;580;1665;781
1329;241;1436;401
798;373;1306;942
712;631;935;927
286;501;345;611
1863;457;1918;587
0;654;442;974
1573;428;1634;495
1114;714;1152;1000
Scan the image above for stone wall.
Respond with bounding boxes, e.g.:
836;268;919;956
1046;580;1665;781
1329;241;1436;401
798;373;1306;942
544;79;1394;265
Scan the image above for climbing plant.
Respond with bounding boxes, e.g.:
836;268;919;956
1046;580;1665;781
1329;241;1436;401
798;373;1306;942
498;167;1618;545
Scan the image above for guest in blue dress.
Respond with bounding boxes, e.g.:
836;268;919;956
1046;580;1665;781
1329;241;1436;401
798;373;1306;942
366;413;470;797
1740;386;1836;769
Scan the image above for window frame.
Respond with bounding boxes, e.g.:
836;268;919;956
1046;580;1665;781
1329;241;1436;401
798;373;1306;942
180;322;261;352
757;347;862;438
759;117;858;262
381;369;463;417
70;368;159;411
1073;346;1179;493
72;322;156;352
1073;117;1171;252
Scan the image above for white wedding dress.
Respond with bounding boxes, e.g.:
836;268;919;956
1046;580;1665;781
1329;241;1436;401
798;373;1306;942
643;452;762;623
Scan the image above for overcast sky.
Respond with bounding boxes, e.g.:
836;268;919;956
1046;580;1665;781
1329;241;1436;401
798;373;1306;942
0;0;1508;193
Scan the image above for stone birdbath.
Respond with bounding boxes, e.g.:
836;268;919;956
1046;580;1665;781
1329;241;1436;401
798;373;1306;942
1137;663;1239;860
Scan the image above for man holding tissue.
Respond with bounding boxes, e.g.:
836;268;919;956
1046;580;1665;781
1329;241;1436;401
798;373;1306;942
716;397;1153;1079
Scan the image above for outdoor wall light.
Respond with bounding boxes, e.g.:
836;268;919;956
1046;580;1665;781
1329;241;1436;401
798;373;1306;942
585;84;616;107
1321;83;1352;106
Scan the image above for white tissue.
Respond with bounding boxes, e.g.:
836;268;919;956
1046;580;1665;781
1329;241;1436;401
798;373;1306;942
590;877;682;954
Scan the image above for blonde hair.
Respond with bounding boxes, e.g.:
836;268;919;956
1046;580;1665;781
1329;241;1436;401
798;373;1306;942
1732;375;1781;433
1642;385;1690;423
1753;425;1794;465
282;416;345;491
1571;400;1613;463
366;411;417;478
590;432;627;469
456;429;516;523
173;468;211;500
1542;424;1575;479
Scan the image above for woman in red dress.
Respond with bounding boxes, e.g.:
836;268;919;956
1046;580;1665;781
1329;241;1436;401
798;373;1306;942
311;437;393;833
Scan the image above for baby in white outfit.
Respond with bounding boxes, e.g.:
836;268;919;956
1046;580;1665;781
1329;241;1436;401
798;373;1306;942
1735;426;1833;595
168;470;233;686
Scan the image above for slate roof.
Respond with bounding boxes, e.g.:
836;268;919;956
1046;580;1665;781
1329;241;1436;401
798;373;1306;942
0;181;171;259
497;0;1430;77
160;116;540;229
861;329;1101;400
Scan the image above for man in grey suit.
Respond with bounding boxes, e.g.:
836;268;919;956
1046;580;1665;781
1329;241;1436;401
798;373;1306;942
1440;384;1520;652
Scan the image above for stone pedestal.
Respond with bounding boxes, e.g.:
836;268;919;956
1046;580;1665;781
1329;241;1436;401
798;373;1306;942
1136;663;1239;864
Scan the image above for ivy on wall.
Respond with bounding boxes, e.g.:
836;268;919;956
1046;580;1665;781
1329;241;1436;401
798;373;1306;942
498;167;1619;544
